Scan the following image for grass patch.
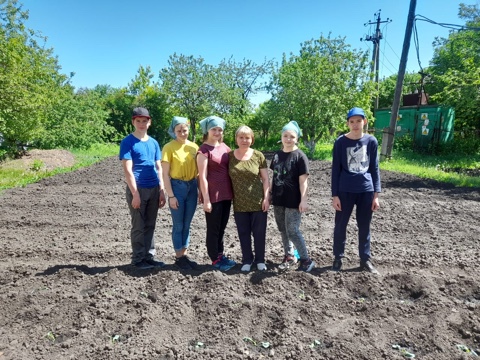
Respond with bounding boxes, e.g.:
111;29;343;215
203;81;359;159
0;143;119;192
309;142;480;188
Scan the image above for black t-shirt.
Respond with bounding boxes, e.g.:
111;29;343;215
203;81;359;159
270;149;309;208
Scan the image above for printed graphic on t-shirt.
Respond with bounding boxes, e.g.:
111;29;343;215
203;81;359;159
347;144;369;173
272;153;295;194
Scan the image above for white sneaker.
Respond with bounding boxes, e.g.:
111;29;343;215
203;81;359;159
241;263;252;272
257;263;267;271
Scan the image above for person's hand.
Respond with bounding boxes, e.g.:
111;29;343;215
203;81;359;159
159;191;166;208
371;197;380;211
203;201;212;213
299;199;308;213
169;196;179;209
332;196;341;211
131;192;141;209
262;198;270;212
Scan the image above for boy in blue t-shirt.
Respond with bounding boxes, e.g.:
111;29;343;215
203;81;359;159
331;107;381;274
119;107;166;270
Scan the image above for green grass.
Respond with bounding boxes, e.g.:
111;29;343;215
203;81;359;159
0;143;119;192
380;149;480;188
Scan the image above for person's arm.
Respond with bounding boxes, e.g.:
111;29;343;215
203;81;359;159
197;152;212;213
331;140;342;211
156;160;166;208
122;159;141;209
369;138;381;212
161;161;178;209
298;173;309;213
260;168;270;212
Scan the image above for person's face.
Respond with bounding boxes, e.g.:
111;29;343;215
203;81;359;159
208;126;223;140
281;130;297;148
174;123;189;142
132;116;151;131
236;132;253;149
347;115;366;131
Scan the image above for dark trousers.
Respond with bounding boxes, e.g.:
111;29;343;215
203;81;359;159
333;191;374;262
126;186;159;264
234;211;267;264
205;200;231;262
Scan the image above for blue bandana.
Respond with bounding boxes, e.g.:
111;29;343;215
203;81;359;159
199;116;226;134
282;120;302;137
168;116;189;139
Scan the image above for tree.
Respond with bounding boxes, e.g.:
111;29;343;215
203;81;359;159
159;54;216;141
37;87;114;149
269;34;375;154
427;3;480;132
0;0;67;153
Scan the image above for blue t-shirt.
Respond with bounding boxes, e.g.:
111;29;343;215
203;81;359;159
119;134;161;188
331;134;381;196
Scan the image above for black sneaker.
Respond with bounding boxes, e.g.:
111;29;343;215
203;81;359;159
183;255;198;269
332;259;342;271
297;258;315;272
133;260;154;270
360;260;379;274
145;258;165;268
175;256;192;270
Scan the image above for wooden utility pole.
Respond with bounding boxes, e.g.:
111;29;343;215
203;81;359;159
380;0;417;161
363;10;391;109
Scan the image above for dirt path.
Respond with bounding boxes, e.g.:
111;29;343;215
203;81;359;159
0;156;479;359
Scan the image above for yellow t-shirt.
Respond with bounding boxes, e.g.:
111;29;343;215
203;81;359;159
161;140;199;181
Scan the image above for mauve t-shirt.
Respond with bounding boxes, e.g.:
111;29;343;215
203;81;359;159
198;142;233;203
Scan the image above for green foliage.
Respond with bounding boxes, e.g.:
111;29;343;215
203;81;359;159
0;0;69;154
36;88;114;149
93;85;135;142
159;54;216;141
30;159;43;172
269;34;375;155
377;72;422;109
427;3;480;132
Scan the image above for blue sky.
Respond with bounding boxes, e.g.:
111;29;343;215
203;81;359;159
19;0;473;104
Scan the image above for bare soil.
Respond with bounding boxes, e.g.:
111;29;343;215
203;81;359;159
1;151;479;360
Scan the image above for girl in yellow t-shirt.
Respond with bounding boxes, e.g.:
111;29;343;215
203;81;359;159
161;116;199;270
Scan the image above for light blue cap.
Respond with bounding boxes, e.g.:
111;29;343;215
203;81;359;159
199;116;226;134
168;116;189;139
282;120;302;137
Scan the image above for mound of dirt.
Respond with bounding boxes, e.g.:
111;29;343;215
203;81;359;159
0;156;479;359
1;149;75;172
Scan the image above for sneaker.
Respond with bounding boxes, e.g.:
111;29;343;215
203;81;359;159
145;258;165;268
213;256;236;271
360;260;379;274
183;255;198;269
220;255;236;267
256;263;267;271
278;255;298;271
133;260;154;270
175;256;192;270
241;263;252;272
331;259;342;272
297;258;315;272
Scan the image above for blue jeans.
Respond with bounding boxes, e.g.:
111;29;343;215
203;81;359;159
169;178;198;251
